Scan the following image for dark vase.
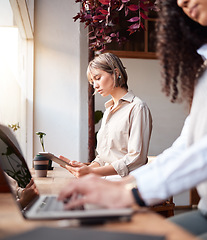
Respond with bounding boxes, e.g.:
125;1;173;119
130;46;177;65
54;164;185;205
33;155;49;177
34;154;53;170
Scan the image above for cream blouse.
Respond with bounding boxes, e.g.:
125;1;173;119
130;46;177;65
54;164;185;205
93;91;152;177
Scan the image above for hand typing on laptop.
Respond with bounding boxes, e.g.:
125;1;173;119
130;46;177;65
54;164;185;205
6;174;38;209
63;192;84;210
58;174;136;210
18;179;39;208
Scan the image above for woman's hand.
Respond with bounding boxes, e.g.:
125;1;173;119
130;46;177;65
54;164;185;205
65;165;92;178
59;156;86;168
58;174;136;209
59;156;94;177
19;179;39;208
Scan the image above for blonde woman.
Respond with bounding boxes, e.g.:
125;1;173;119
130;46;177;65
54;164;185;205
60;53;152;178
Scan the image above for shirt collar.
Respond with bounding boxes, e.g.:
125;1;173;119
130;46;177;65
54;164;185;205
197;44;207;61
105;91;135;109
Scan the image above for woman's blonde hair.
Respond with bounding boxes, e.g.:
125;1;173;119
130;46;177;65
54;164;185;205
87;52;128;90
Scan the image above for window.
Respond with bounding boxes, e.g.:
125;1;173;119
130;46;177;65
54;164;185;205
0;0;34;167
106;9;158;59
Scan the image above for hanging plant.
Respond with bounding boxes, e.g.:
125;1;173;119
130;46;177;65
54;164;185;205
74;0;156;52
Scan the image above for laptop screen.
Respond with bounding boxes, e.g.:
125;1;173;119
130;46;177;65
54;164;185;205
0;130;31;188
0;125;38;209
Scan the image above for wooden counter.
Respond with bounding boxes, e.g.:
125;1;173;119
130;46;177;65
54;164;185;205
0;167;197;240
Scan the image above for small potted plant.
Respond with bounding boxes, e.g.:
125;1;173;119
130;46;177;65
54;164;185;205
36;132;53;170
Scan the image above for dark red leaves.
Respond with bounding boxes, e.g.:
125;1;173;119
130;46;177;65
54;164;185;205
127;4;139;11
99;9;108;15
110;33;116;37
73;0;156;51
93;15;105;21
127;16;140;22
129;23;140;30
98;0;110;5
140;12;148;19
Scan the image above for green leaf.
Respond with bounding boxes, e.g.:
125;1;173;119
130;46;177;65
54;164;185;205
94;110;103;124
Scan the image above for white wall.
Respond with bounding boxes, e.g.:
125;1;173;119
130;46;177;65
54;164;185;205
0;0;13;26
34;0;88;164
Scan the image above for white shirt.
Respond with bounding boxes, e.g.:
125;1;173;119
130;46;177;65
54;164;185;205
93;91;152;177
131;44;207;215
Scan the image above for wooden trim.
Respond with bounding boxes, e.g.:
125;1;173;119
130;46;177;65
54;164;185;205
174;205;193;210
88;83;95;162
190;188;200;206
144;19;148;53
88;35;95;162
105;50;157;59
9;0;33;39
150;202;175;218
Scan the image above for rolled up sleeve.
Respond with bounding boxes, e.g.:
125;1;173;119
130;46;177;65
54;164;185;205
92;155;105;167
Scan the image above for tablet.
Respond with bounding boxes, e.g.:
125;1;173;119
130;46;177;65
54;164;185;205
38;152;72;167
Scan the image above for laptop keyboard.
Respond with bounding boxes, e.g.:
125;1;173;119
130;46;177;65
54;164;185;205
37;196;84;212
37;196;64;212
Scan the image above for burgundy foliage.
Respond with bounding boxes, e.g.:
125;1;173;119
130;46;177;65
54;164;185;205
73;0;156;51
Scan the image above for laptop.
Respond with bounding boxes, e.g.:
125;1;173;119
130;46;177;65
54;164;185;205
0;124;133;223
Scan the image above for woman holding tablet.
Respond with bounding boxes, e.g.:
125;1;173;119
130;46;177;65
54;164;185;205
60;53;152;178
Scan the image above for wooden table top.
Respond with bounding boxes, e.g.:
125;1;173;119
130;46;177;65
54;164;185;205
0;167;197;240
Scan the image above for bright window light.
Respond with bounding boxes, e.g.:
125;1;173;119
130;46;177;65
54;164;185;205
0;27;18;79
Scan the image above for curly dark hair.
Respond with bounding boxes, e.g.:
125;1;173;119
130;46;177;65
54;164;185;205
156;0;207;104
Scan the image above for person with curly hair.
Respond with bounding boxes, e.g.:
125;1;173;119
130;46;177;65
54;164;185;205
58;0;207;238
